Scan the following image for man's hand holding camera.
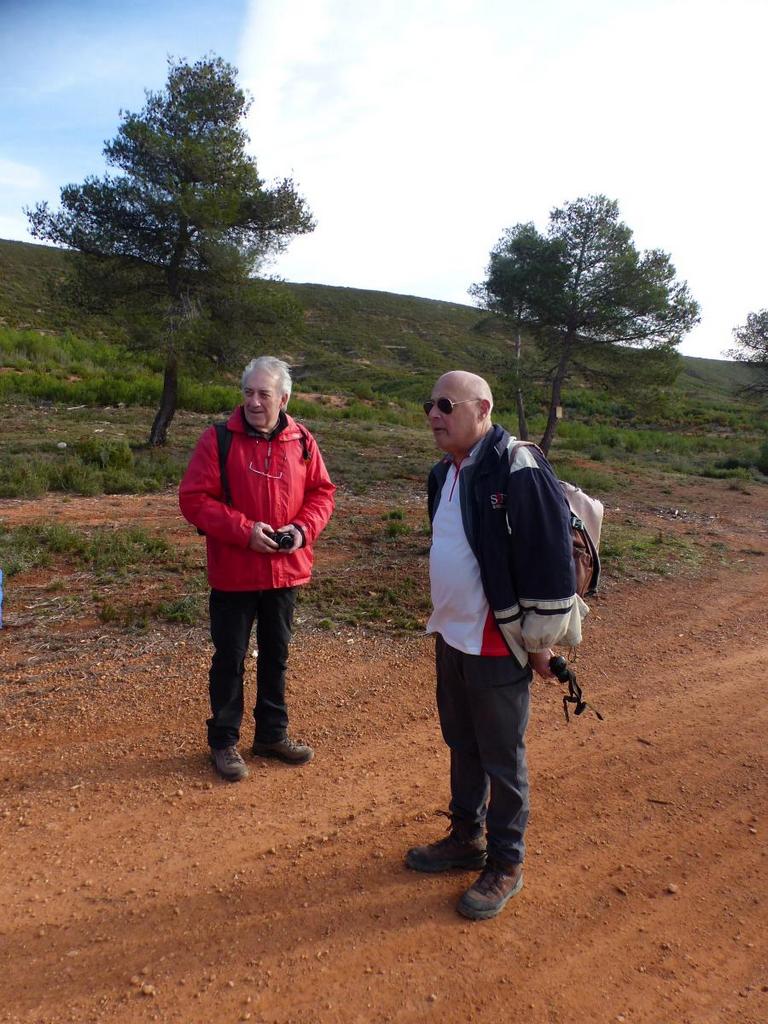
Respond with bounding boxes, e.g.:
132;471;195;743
248;522;303;554
528;649;555;679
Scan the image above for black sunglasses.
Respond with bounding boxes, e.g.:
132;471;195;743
423;397;481;415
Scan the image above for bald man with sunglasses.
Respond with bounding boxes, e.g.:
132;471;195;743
406;370;583;920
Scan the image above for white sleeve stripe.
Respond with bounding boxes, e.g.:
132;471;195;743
519;596;576;611
495;604;520;619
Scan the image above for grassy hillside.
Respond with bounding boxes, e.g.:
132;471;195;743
0;239;122;341
677;353;758;393
0;236;766;504
280;282;515;400
2;237;764;407
0;240;518;400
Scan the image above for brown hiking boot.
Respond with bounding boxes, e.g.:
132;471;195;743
457;860;524;920
405;824;487;873
252;736;314;765
210;745;249;782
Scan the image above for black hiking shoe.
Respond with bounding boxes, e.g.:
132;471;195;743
457;860;524;920
251;736;314;765
405;825;487;873
210;745;249;782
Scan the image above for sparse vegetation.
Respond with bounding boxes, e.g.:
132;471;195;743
0;522;183;578
0;520;207;630
0;435;182;499
0;236;766;633
599;522;707;580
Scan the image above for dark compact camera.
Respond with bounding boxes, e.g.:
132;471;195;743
267;529;294;550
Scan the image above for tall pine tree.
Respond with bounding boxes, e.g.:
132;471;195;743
28;56;314;444
472;195;699;453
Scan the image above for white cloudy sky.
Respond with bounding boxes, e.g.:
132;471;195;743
2;0;766;359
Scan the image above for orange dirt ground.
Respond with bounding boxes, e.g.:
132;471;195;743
1;482;767;1024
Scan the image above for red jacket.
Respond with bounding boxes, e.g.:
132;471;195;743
179;409;335;591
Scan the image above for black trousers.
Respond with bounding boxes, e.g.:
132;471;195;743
207;587;297;749
435;634;532;865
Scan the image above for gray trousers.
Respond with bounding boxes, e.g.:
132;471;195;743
435;634;532;865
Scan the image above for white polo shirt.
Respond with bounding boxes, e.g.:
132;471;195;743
426;449;507;656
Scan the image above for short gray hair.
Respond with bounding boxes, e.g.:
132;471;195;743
241;356;292;400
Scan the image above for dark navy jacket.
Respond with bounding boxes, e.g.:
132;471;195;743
428;424;583;666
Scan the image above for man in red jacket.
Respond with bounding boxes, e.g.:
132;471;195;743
179;356;336;782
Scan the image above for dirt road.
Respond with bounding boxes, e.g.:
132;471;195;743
1;488;767;1024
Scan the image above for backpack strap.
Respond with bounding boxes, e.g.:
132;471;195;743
195;422;233;536
213;422;234;506
297;424;311;461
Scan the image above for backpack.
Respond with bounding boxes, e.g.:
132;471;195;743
509;441;603;598
560;479;603;598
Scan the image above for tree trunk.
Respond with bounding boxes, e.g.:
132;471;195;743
514;326;529;440
539;335;573;455
148;351;178;446
515;390;529;440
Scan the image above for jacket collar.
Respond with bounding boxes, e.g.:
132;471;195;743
439;423;507;467
480;423;509;463
236;406;289;439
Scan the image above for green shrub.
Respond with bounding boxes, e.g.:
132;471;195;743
0;525;51;575
96;601;149;629
102;468;143;493
386;521;411;538
74;437;134;470
0;462;48;498
701;465;751;480
49;460;103;496
89;528;170;573
157;594;204;625
341;401;377;421
41;523;88;556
